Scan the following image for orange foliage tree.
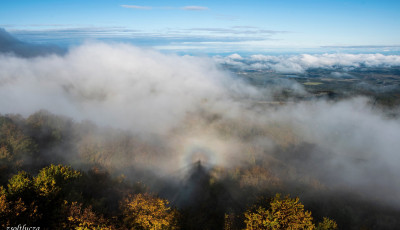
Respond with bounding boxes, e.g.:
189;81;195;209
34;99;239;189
62;201;114;230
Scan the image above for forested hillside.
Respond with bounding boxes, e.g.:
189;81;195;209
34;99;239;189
1;110;399;229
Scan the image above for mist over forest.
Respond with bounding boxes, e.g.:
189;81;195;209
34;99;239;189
1;29;400;229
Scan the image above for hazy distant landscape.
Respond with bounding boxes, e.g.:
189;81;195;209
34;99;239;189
1;0;400;229
219;54;400;107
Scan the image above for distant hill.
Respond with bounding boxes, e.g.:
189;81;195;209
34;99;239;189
0;28;65;57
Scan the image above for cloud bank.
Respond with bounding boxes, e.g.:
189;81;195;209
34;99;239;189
215;53;400;73
0;42;260;134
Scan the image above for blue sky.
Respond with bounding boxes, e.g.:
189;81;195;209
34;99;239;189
1;0;400;53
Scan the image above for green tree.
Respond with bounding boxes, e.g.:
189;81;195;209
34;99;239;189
0;116;36;168
244;194;315;230
121;193;180;230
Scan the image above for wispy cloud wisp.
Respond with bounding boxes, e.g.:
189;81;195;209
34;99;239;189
182;6;209;11
120;5;152;10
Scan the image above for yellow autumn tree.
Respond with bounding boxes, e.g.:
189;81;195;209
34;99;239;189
34;164;81;197
316;217;337;230
121;193;179;230
0;186;9;227
0;178;40;228
244;194;315;230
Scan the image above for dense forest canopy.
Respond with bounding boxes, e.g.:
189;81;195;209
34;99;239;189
1;108;399;229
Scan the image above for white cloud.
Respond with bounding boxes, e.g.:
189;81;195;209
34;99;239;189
227;53;243;60
0;42;256;134
182;6;209;11
120;5;152;10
